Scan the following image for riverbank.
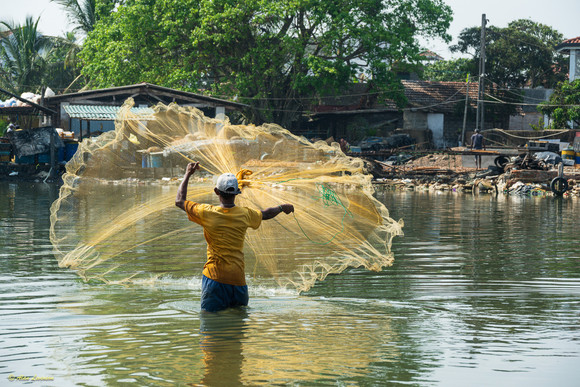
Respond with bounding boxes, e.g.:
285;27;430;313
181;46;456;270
0;163;64;183
369;153;580;197
3;152;580;197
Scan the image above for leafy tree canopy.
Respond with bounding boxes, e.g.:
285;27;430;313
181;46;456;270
79;0;452;126
421;58;476;82
538;79;580;128
451;19;568;88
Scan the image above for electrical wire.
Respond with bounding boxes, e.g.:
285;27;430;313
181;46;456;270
486;128;570;140
481;93;579;108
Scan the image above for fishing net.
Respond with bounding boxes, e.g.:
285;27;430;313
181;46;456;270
50;99;403;291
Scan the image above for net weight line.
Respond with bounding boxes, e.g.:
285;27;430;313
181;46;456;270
291;183;353;245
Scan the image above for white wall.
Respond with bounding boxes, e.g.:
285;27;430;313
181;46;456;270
571;49;578;81
427;113;445;148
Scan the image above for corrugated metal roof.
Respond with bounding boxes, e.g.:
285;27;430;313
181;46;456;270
63;104;155;120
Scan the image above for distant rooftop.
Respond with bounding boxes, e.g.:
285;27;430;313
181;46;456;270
419;50;444;61
555;36;580;54
401;80;478;113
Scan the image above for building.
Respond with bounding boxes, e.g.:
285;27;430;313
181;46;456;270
308;80;480;149
508;88;553;131
43;83;248;139
1;83;247;171
556;37;580;81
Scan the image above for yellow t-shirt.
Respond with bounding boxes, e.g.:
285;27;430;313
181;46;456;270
184;201;262;286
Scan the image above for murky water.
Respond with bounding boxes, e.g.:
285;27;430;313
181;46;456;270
1;182;579;386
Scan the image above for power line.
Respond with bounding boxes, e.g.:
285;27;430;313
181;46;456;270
482;93;579;108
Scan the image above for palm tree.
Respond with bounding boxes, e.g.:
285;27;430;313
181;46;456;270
45;31;85;93
51;0;97;36
0;17;53;95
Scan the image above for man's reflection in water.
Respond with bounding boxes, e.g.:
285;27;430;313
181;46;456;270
200;308;248;386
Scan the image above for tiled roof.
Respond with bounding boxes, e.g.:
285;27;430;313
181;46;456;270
310;80;480;115
555;37;580;52
560;37;580;45
419;50;444;61
401;80;479;113
63;104;155;120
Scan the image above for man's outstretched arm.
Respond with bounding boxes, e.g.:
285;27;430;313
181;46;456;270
175;162;200;211
262;204;294;220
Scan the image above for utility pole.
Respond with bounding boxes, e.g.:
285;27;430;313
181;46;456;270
476;14;487;131
461;74;470;146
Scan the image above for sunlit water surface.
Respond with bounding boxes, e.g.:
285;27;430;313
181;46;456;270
1;182;579;386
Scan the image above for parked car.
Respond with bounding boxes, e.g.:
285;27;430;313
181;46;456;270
358;134;415;151
358;136;388;151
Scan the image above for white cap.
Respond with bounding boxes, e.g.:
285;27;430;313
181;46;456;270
215;173;241;195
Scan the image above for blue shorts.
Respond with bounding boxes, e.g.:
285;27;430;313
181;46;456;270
201;275;249;312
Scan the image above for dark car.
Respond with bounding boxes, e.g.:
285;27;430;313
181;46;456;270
358;136;388;151
358;134;415;151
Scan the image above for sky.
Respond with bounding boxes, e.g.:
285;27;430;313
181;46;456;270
2;0;580;59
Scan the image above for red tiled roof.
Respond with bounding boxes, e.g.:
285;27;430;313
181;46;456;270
419;50;444;61
555;37;580;52
560;37;580;45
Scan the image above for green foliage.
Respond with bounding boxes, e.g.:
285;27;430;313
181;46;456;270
422;58;476;82
79;0;452;126
451;19;567;88
0;17;84;94
0;118;8;136
0;17;53;94
539;79;580;129
51;0;95;35
529;116;545;131
44;32;85;93
50;0;119;35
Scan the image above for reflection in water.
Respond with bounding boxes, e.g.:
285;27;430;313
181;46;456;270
1;184;579;386
48;286;399;385
200;309;247;386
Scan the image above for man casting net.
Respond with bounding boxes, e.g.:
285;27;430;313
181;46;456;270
50;99;403;292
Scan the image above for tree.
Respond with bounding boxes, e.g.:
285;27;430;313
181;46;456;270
451;19;568;88
538;79;580;128
0;17;53;95
0;17;85;95
44;32;86;93
422;58;476;82
51;0;96;36
79;0;452;126
50;0;118;36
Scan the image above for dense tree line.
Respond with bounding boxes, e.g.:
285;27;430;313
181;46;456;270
1;1;578;128
421;19;572;129
78;0;453;126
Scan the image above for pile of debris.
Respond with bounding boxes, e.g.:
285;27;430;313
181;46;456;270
370;150;580;198
504;151;562;172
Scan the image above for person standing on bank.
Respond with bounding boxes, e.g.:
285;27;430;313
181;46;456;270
470;129;486;170
175;162;295;312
